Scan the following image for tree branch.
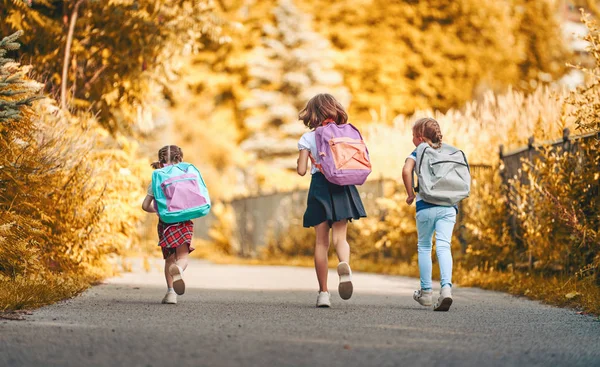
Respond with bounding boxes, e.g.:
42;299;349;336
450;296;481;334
84;64;108;91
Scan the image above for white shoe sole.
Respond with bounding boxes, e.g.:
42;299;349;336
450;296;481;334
169;264;185;295
434;297;453;311
337;262;353;300
316;302;331;308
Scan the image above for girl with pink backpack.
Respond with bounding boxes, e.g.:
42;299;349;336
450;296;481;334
142;145;197;305
296;93;370;308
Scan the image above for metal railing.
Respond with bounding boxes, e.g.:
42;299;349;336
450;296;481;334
498;129;599;269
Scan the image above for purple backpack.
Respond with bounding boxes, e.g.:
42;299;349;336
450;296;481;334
310;119;372;186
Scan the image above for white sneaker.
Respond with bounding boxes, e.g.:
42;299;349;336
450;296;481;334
413;289;433;306
337;262;353;300
316;291;331;308
433;286;453;311
169;264;185;295
162;291;177;304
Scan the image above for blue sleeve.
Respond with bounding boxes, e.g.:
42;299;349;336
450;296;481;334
407;150;417;161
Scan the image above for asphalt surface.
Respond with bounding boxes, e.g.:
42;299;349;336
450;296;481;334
1;259;599;367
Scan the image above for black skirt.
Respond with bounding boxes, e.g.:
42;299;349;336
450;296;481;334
303;172;367;228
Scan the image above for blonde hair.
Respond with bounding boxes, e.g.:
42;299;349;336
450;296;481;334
413;117;443;149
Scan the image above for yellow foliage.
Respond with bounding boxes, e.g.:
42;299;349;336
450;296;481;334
0;33;148;310
300;0;568;120
208;202;240;255
0;0;228;134
508;137;599;274
460;168;516;270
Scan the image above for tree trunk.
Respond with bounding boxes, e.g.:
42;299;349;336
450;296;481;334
61;0;85;110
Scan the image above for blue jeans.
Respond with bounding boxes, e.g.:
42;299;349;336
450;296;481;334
416;206;456;290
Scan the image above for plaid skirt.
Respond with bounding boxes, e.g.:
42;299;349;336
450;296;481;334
157;220;195;259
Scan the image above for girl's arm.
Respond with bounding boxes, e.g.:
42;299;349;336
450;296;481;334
142;195;157;213
297;149;309;176
402;159;416;205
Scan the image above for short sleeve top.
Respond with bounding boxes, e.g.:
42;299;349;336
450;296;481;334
298;131;320;175
147;184;154;197
406;149;422;203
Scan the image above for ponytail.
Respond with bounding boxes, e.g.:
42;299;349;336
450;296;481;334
413;117;443;149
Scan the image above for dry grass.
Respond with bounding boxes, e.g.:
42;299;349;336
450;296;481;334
365;86;571;180
0;274;99;312
455;267;600;316
0;35;149;312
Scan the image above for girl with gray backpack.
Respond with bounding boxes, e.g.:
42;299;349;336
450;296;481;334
401;117;471;311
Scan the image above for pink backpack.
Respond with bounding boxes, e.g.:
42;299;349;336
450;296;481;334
310;119;372;186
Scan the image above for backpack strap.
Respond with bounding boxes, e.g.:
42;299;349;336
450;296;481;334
308;120;333;172
308;152;324;174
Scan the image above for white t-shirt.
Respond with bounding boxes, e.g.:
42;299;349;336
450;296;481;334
298;131;321;175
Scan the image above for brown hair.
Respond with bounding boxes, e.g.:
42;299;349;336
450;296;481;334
299;93;348;130
151;145;184;169
413;117;443;149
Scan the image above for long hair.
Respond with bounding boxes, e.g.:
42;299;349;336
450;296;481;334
299;93;348;130
413;117;443;149
151;145;184;169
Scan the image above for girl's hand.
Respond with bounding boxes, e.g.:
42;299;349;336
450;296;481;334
406;194;416;205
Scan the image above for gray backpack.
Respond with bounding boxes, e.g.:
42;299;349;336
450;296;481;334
414;142;471;206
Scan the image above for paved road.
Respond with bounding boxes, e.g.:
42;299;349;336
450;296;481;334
1;259;599;367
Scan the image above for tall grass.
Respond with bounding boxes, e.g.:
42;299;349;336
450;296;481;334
366;86;570;181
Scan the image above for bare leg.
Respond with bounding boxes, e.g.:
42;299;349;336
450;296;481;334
164;253;175;288
314;222;330;292
175;244;190;271
332;220;353;300
331;220;350;263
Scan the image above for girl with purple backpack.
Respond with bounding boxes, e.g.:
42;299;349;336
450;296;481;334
296;93;368;308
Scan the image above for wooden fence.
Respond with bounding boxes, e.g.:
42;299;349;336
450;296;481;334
499;128;598;186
